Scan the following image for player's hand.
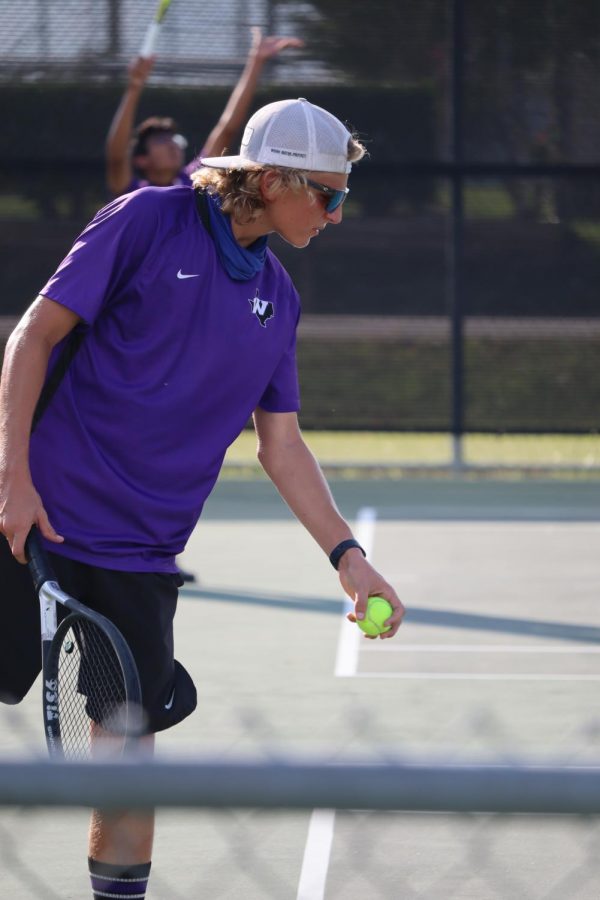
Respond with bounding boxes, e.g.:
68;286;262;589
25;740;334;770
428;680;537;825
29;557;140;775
0;471;63;563
338;551;405;639
250;26;305;61
128;55;155;89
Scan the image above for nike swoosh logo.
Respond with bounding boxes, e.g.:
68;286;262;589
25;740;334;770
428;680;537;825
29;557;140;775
177;269;200;280
164;688;175;710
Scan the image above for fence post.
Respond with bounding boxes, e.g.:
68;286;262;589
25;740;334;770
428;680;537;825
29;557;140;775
107;0;121;58
37;0;49;58
448;0;465;469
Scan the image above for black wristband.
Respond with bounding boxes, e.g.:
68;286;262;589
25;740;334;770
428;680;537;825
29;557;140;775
329;538;366;570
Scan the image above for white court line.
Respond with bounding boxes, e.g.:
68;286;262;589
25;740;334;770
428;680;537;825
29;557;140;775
296;809;336;900
296;509;377;900
362;643;600;654
354;672;600;681
334;507;377;678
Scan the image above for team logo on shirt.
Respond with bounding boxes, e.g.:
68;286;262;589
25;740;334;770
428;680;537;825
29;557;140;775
249;289;275;328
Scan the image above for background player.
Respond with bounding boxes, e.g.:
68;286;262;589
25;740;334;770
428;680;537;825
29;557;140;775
106;26;304;196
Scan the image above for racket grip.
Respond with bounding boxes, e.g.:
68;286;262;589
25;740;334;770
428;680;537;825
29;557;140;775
140;22;161;58
25;527;55;593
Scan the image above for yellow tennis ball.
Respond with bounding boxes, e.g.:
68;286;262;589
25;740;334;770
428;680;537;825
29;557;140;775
357;596;393;636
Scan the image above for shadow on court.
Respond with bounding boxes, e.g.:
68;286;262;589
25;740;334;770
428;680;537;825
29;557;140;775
181;586;600;644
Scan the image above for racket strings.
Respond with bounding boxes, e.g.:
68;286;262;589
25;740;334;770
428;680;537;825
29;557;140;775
56;619;130;760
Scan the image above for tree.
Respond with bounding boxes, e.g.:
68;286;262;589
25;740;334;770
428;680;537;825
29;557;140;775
274;0;447;86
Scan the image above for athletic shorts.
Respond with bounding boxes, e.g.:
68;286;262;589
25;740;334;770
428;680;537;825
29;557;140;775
0;538;197;734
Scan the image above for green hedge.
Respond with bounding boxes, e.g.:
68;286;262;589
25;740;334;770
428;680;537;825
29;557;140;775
296;336;600;432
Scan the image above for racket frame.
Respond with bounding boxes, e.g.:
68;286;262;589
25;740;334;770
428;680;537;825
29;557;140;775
27;530;143;758
140;0;174;58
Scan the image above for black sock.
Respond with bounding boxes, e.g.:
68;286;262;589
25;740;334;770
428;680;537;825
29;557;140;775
88;857;151;899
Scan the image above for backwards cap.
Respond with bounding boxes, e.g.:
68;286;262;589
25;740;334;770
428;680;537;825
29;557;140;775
201;97;353;174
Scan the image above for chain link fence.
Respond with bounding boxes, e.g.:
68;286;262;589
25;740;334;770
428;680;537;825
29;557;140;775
2;702;600;898
0;0;304;85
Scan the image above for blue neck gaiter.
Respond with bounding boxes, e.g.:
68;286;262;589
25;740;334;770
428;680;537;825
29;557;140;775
205;190;268;281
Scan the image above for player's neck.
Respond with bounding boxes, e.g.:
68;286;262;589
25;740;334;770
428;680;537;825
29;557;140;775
231;213;271;248
144;165;178;187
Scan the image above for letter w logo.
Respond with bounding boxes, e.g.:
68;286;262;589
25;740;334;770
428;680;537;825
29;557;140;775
249;293;275;328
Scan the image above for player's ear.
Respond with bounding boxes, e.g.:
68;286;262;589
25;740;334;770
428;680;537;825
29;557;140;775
259;169;281;204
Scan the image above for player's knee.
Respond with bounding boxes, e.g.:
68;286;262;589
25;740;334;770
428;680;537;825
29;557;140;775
0;687;27;705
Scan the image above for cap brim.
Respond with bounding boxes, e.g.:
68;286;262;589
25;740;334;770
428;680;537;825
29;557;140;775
199;154;257;170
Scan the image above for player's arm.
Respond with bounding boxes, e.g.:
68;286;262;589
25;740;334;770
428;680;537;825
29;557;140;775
200;28;305;158
0;297;81;561
253;408;404;636
105;56;155;196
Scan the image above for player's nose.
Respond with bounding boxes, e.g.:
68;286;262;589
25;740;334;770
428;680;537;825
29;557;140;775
325;205;344;225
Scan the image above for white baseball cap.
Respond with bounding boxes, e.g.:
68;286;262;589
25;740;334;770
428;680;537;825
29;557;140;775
201;97;353;174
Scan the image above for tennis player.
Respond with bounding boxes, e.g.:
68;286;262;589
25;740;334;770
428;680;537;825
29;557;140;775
0;97;404;899
106;27;304;196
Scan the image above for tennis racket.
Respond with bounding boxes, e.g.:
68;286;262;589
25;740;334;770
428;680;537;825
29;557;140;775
26;527;143;760
140;0;174;58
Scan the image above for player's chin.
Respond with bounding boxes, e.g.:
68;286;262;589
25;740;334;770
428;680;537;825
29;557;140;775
280;230;314;249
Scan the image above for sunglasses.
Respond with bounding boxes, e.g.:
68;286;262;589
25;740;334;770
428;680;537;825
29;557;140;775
305;178;349;213
147;133;188;150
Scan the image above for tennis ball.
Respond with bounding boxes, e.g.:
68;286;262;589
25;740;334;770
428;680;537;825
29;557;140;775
357;596;393;636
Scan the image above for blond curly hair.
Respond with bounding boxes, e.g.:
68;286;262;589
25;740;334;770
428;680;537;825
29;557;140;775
191;134;366;224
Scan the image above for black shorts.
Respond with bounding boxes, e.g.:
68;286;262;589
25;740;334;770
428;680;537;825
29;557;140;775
0;538;197;734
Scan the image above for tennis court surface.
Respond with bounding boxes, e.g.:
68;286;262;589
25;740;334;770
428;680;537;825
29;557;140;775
1;477;600;899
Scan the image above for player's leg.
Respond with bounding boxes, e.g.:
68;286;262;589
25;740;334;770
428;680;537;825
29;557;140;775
88;731;155;900
82;567;198;733
79;566;197;898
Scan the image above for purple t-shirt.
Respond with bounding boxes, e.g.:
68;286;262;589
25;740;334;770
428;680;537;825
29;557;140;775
123;156;200;194
32;186;300;572
124;168;193;194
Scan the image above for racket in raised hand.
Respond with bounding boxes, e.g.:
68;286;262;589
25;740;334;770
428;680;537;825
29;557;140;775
140;0;174;58
26;527;143;760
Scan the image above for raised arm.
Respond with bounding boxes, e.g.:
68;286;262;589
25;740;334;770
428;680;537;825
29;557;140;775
253;408;405;637
0;297;81;561
105;56;155;196
200;28;305;158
